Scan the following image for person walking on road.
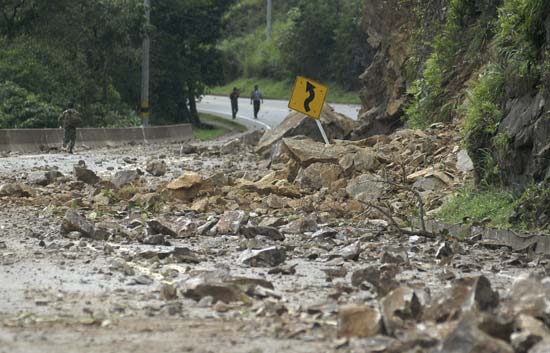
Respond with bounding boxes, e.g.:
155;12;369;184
59;102;81;154
250;85;263;119
229;87;240;120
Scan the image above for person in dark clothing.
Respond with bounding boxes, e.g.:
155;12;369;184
229;87;240;119
250;85;263;119
58;102;81;154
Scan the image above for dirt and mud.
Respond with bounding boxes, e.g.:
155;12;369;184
1;130;549;353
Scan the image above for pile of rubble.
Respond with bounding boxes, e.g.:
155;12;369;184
6;111;548;353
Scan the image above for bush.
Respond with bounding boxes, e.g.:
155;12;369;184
463;65;505;183
405;0;498;128
0;81;61;128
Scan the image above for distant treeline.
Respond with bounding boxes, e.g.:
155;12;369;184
0;0;233;128
220;0;374;91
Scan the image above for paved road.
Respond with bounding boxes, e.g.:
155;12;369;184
197;95;361;130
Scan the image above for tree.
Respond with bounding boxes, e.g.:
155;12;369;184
151;0;233;125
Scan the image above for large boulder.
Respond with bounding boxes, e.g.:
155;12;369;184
256;104;355;156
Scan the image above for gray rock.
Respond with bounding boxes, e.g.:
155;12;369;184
160;283;178;300
28;171;57;186
240;246;286;267
197;218;218;236
337;305;383;338
456;149;474;172
146;219;178;237
146;160;167;177
529;340;550;353
212;211;248;235
340;241;362;261
295;162;342;190
438;313;514;353
380;287;423;335
413;176;447;191
423;275;499;322
143;234;169;246
131;274;154;285
221;139;241;154
511;315;549;353
240;225;284;241
183;277;249;304
280;215;317;233
0;183;33;197
111;170;139;188
351;265;399;297
346;173;384;203
61;210;96;239
256;106;355;156
74;166;100;185
509;275;550;318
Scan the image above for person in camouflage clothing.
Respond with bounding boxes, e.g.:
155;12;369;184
59;103;81;154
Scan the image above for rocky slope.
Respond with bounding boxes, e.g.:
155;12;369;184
357;0;550;190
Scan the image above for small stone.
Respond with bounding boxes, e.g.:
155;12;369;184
337;305;382;338
146;160;167;177
61;210;96;239
240;246;286;267
346;174;384;203
380;287;423;335
183;279;250;304
240;225;284;241
131;274;154;285
111;170;139;188
0;183;33;197
213;211;248;235
74;166;100;185
456;149;474;172
440;313;514;353
146;219;178;237
160;283;178;300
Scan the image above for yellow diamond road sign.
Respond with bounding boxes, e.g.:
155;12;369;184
288;76;328;120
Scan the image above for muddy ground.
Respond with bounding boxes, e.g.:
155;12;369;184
1;135;548;353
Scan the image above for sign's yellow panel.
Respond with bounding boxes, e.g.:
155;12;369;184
288;76;328;120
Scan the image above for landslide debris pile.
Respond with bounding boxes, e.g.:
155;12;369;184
2;122;548;353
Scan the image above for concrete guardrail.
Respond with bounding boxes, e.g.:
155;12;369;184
0;124;193;153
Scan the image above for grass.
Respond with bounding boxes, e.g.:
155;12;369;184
200;113;247;132
193;113;247;141
435;186;514;229
209;78;361;104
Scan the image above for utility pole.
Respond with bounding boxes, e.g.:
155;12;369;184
266;0;272;40
140;0;151;126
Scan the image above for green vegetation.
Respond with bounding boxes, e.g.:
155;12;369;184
192;113;247;141
436;186;515;229
511;183;550;230
0;0;232;129
405;0;498;129
199;113;247;133
193;127;228;141
218;0;372;103
210;78;361;104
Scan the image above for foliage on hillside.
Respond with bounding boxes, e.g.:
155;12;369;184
219;0;373;91
404;0;550;229
0;0;232;128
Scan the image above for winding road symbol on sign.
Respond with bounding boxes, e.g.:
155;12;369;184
288;76;328;120
304;82;316;112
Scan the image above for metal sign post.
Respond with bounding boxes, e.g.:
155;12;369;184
315;119;330;145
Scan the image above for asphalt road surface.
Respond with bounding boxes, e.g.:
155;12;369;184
197;95;361;130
